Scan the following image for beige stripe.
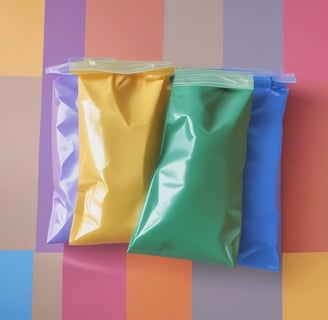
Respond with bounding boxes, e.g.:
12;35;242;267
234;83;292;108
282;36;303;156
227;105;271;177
163;0;223;68
32;253;63;320
0;77;41;250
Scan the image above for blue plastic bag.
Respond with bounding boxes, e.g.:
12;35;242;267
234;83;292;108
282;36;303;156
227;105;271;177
237;73;295;271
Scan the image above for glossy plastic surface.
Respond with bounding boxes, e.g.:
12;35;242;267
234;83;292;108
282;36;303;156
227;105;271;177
128;69;253;267
238;76;289;271
47;75;78;243
69;66;175;245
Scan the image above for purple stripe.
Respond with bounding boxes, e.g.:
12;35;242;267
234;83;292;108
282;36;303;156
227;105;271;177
223;0;283;71
36;0;85;252
192;263;282;320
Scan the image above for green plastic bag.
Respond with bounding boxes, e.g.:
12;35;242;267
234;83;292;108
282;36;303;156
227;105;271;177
128;69;253;268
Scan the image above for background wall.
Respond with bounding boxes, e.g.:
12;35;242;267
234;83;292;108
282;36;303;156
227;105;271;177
0;0;328;319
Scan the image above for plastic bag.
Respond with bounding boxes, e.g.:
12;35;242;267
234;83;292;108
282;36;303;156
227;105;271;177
47;74;79;243
69;60;175;245
237;72;295;271
46;59;116;243
128;69;253;267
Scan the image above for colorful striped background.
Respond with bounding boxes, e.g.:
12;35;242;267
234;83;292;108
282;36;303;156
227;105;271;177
1;0;328;319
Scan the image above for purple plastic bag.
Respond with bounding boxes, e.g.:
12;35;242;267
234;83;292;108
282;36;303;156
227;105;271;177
47;75;78;243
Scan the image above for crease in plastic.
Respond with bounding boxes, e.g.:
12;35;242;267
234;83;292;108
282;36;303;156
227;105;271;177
47;75;79;243
237;73;295;271
69;64;176;245
128;69;254;268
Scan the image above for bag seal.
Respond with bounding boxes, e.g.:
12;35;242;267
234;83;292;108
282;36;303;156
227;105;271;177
70;59;176;74
173;69;253;89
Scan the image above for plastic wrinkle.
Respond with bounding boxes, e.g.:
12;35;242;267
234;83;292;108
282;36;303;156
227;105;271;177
128;69;253;268
237;75;290;271
47;75;79;243
69;66;175;245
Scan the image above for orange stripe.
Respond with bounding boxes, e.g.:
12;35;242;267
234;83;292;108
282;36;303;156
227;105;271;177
127;254;192;320
283;253;328;320
85;0;163;59
0;0;44;76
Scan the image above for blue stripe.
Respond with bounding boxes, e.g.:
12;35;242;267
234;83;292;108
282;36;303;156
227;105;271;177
0;251;34;320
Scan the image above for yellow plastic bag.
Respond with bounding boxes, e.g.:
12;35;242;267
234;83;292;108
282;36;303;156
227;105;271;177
69;60;175;245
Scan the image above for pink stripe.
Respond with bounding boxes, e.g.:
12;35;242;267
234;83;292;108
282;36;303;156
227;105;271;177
282;0;328;251
62;244;126;320
284;0;328;80
85;0;164;59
